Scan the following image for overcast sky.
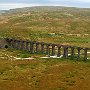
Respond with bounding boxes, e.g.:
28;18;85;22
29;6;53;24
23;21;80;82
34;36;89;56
0;0;90;10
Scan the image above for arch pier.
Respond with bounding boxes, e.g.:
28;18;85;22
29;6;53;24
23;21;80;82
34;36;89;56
5;38;90;61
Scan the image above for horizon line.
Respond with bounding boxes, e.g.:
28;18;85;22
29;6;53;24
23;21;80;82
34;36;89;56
0;5;90;11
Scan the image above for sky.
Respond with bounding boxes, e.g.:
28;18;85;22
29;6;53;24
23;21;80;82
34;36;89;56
0;0;90;10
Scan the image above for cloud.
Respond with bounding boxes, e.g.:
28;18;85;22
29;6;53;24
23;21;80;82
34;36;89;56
0;0;90;10
73;0;90;3
0;3;68;10
0;3;64;10
0;0;50;3
0;3;39;10
0;0;90;3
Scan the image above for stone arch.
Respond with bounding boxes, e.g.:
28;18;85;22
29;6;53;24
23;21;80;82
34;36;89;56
0;38;9;49
4;44;9;48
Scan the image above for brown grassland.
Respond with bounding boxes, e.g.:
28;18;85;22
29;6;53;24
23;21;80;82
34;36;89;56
0;6;90;90
0;49;90;90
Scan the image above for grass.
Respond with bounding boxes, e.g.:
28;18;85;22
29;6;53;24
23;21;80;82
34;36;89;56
0;6;90;47
0;6;90;90
0;51;90;90
0;48;90;90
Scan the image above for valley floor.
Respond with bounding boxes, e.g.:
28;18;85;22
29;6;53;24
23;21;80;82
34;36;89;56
0;49;90;90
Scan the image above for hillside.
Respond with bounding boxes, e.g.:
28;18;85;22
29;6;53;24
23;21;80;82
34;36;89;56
0;6;90;48
0;6;90;90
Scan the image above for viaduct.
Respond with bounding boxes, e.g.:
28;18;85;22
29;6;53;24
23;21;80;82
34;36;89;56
0;38;90;61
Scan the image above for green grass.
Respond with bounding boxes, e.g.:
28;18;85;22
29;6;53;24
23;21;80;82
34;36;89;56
0;53;90;90
0;48;90;90
0;6;90;48
0;6;90;90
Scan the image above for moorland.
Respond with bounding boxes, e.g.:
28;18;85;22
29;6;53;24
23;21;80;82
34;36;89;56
0;6;90;90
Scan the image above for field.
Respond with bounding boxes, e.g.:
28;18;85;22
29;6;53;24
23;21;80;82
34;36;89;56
0;49;90;90
0;6;90;90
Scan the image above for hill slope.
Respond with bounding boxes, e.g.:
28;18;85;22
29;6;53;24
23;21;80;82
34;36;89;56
0;6;90;47
0;6;90;90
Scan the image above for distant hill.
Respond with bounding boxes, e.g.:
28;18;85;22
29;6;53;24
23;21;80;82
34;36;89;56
2;6;90;16
0;6;90;47
0;10;6;14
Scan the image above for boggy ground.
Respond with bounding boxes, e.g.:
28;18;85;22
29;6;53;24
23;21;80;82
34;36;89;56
0;49;90;90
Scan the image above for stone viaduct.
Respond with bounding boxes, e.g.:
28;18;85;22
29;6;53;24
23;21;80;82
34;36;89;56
0;38;90;61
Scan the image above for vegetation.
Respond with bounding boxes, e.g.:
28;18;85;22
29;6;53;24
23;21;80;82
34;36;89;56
0;49;90;90
0;6;90;90
0;6;90;47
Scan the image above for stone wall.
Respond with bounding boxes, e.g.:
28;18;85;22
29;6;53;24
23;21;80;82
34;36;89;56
0;38;9;48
